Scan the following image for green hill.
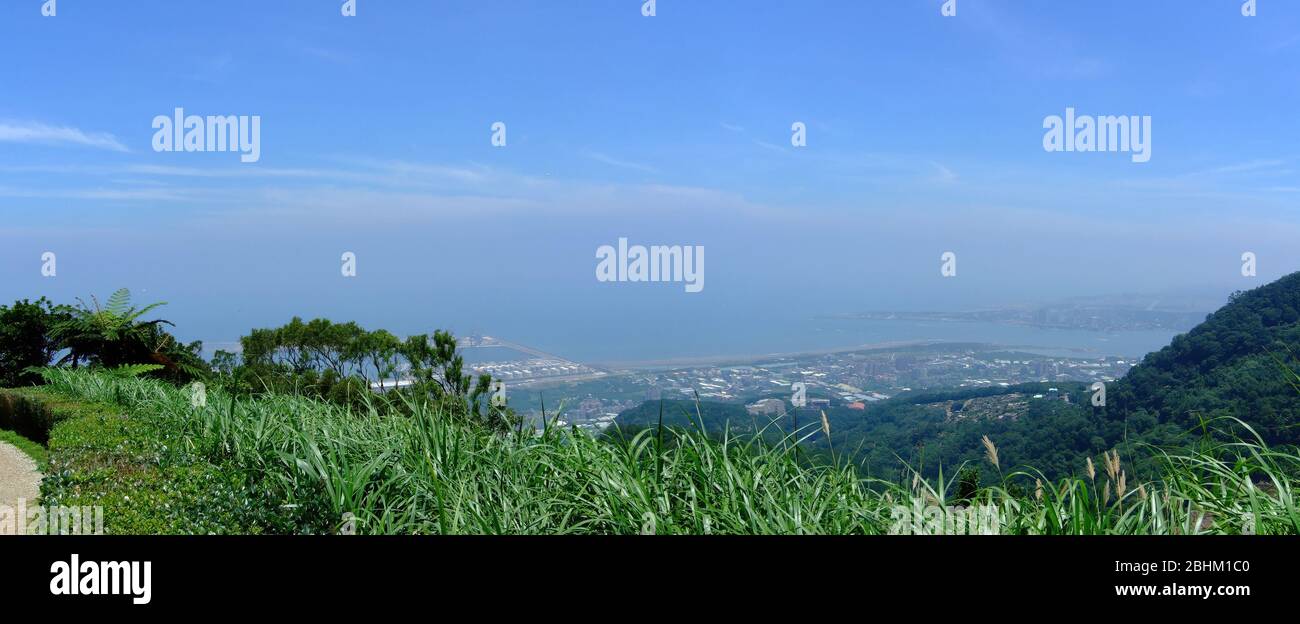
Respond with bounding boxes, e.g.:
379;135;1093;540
1110;273;1300;445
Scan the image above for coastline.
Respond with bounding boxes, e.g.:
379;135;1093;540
593;340;943;370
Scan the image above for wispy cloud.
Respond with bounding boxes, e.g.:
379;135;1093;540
0;186;189;201
1272;32;1300;52
1117;159;1292;194
930;161;958;184
222;178;792;226
0;121;129;152
957;1;1109;80
123;164;336;179
348;158;491;184
290;42;357;65
0;160;490;186
582;150;658;173
1183;159;1286;178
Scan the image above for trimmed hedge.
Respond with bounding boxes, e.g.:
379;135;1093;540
0;387;70;445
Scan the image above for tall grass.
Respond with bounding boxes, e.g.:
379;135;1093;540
37;369;1300;535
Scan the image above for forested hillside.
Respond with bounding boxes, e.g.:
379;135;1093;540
1109;272;1300;446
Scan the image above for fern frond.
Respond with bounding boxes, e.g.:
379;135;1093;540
104;288;131;314
21;366;59;383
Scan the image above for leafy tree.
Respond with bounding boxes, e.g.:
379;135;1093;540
211;350;239;377
229;319;514;432
358;329;402;390
0;297;71;387
400;330;501;429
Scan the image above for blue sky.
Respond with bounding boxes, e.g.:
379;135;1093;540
1;0;1298;360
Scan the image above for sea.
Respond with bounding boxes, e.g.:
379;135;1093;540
198;313;1186;368
482;315;1183;367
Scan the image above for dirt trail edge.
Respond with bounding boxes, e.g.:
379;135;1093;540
0;441;41;533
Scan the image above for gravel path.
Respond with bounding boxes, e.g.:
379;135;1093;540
0;441;41;532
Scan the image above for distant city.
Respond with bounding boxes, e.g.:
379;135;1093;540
458;335;607;387
467;341;1137;433
452;299;1204;432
